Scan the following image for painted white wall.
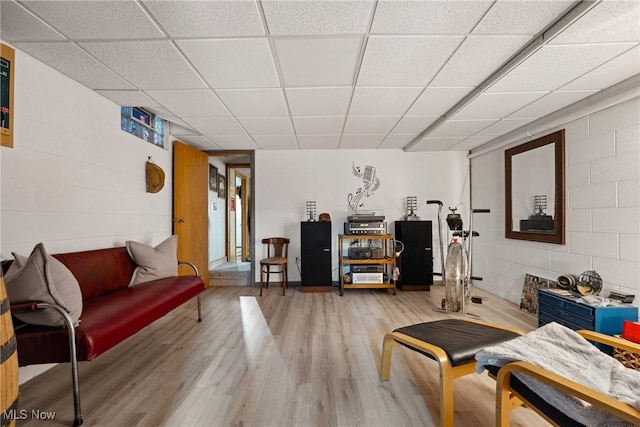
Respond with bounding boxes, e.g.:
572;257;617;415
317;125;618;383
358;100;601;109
471;97;640;309
254;149;470;282
0;48;174;383
208;157;226;265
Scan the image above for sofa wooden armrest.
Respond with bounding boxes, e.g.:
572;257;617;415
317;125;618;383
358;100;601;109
495;330;640;427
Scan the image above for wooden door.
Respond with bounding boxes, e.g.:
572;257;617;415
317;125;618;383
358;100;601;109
173;141;208;283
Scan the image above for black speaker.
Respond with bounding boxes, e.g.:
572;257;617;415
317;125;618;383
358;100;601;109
301;221;332;291
395;221;433;291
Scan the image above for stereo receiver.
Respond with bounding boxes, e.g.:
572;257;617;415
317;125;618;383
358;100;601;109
348;247;384;259
344;222;387;235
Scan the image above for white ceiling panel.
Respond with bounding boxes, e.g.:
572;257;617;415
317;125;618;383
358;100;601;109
0;1;64;42
298;135;341;149
274;37;362;86
237;117;294;135
509;90;597;119
451;92;548;120
411;137;465;151
142;0;264;38
429;120;497;138
407;87;472;116
145;90;230;118
184;118;247;137
216;89;288;117
358;36;463;86
293;116;345;135
96;90;159;107
473;1;575;35
177;39;279;89
550;1;640;44
379;134;418;149
391;116;438;134
210;136;260;150
13;42;135;90
285;87;352;116
474;118;534;137
172;135;221;151
22;1;163;40
348;87;422;116
430;36;531;87
343;116;400;134
81;41;205;90
561;46;640;90
371;0;492;35
253;135;299;150
5;1;636;153
262;0;374;35
339;134;386;149
487;43;638;93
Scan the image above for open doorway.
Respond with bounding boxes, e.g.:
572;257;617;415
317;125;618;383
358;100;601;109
207;152;254;286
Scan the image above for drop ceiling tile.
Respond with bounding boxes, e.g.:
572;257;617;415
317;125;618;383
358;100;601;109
81;41;205;90
177;39;279;89
169;122;199;136
349;87;423;115
172;135;221;150
391;116;438;134
96;90;159;107
410;137;465;151
509;91;598;119
473;1;575;35
561;46;640;90
274;37;362;86
285;87;352;116
262;1;374;35
298;135;341;149
371;0;492;34
339;134;386;149
358;36;463;86
13;42;135;90
216;89;288;117
429;120;496;138
487;43;637;93
210;136;259;150
343;116;400;134
145;90;230;118
474;118;534;137
431;36;531;87
142;0;264;37
0;1;64;42
237;117;294;135
451;92;548;120
184;117;246;137
551;1;640;44
253;135;299;150
22;1;163;40
293;116;345;135
407;87;472;116
379;134;418;149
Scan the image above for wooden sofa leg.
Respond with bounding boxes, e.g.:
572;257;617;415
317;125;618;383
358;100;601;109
196;295;202;322
37;302;83;426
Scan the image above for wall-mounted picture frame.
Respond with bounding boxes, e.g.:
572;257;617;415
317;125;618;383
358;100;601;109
217;174;226;199
1;43;15;148
209;165;218;192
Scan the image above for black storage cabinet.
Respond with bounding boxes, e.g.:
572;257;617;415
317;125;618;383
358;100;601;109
300;221;332;292
395;220;433;291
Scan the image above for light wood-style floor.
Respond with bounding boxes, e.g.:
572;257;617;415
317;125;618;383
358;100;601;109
16;285;550;427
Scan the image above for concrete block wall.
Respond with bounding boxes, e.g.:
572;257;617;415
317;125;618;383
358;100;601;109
472;97;640;309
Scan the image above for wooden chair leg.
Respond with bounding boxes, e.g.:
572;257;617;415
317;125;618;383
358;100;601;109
259;266;264;296
380;334;400;381
440;362;455;427
282;264;287;296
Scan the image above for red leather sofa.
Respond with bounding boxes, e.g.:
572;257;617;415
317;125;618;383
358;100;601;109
3;246;205;426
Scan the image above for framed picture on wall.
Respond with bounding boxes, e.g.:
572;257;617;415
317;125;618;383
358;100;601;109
217;174;226;199
209;165;218;192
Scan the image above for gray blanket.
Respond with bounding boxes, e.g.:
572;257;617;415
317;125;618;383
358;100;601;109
475;322;640;427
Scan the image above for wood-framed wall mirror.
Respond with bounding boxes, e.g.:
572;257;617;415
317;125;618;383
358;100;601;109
505;129;565;244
